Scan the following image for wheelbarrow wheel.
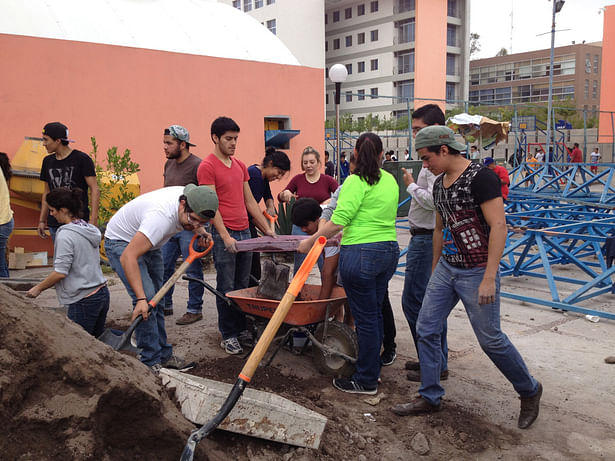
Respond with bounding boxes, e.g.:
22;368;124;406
312;321;357;377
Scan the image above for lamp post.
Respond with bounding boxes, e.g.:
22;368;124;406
546;0;565;161
329;63;348;183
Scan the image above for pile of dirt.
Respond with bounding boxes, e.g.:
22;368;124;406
0;285;206;461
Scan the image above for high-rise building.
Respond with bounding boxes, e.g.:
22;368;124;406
325;0;470;122
220;0;326;69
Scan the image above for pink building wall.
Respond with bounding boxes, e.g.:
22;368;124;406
599;5;615;143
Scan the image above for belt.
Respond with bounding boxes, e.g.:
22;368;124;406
410;228;433;236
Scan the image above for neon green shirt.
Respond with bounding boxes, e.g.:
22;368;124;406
331;170;398;245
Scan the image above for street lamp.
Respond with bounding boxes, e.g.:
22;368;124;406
329;63;348;183
546;0;565;162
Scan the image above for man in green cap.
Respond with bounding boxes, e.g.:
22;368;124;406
104;184;218;374
391;126;542;430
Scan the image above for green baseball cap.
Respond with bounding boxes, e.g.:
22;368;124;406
183;184;218;219
414;126;466;152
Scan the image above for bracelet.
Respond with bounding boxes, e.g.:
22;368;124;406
136;297;147;302
39;220;45;223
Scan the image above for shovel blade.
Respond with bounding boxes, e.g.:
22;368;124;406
256;259;289;300
97;328;140;354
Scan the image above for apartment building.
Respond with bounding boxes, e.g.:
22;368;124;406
325;0;470;122
469;42;602;114
220;0;325;69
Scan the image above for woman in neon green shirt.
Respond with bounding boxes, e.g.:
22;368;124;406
298;133;399;395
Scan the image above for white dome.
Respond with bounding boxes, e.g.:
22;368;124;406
0;0;300;65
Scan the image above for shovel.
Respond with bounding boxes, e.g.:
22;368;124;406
180;236;327;461
98;235;213;351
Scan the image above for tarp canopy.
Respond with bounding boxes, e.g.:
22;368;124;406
447;113;510;150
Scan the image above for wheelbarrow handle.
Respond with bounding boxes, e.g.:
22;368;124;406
149;236;212;308
182;275;234;309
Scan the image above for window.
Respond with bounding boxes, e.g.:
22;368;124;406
358;4;365;15
358;32;365;44
397;80;414;100
495;87;511;104
592;80;598;98
446;83;456;102
267;0;275;4
398;19;415;43
255;0;263;8
346;63;352;75
232;0;240;9
399;0;415;13
333;10;340;22
346;35;352;47
325;41;328;52
345;7;352;19
594;55;599;73
370;1;378;13
447;0;457;17
370;59;378;71
469;90;479;103
370;87;379;98
358;61;365;73
244;0;252;12
325;13;327;24
397;51;414;73
447;24;457;47
446;54;457;75
584;79;589;98
333;38;340;50
326;93;329;105
266;19;276;35
346;91;352;102
358;89;365;101
371;29;378;41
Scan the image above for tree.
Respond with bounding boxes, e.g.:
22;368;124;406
495;47;508;56
469;32;481;57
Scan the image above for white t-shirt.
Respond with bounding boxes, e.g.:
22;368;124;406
590;151;601;163
105;186;184;249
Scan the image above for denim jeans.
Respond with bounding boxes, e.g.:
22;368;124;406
211;227;252;339
401;234;448;370
68;285;110;337
417;258;539;406
160;230;204;314
292;224;324;275
0;217;14;277
339;241;399;387
49;225;59;242
104;238;172;366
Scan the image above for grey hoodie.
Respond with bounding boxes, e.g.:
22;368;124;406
54;221;107;305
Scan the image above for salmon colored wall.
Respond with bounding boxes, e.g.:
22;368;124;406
414;0;447;111
0;33;324;202
599;5;615;143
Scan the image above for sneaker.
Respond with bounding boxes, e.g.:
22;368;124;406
518;382;543;429
407;369;449;382
176;312;203;325
220;337;243;355
163;308;174;316
381;350;397;366
161;355;196;371
405;359;420;371
238;329;254;347
332;377;377;395
150;363;162;376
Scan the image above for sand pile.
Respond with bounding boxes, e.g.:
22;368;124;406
0;284;206;461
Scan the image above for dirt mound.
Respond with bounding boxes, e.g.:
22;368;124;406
0;285;205;461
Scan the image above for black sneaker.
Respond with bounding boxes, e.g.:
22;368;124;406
333;377;377;395
381;350;397;366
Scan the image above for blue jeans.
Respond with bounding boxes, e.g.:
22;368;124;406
417;258;539;406
339;241;399;387
161;230;204;314
211;227;252;339
0;217;14;277
104;238;172;366
401;234;448;370
292;224;324;275
68;285;110;337
49;225;59;242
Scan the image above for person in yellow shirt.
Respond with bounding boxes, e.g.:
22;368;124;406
0;152;15;278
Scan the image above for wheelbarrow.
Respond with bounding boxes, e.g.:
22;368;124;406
184;277;358;377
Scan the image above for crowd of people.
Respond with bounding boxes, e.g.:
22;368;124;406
1;108;544;430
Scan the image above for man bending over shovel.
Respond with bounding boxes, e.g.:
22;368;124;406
104;184;218;374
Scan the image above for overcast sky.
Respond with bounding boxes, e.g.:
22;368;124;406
470;0;610;59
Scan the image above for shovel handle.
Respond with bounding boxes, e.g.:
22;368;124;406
238;236;326;382
263;211;277;234
149;236;213;308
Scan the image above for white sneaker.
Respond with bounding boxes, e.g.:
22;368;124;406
220;337;242;355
